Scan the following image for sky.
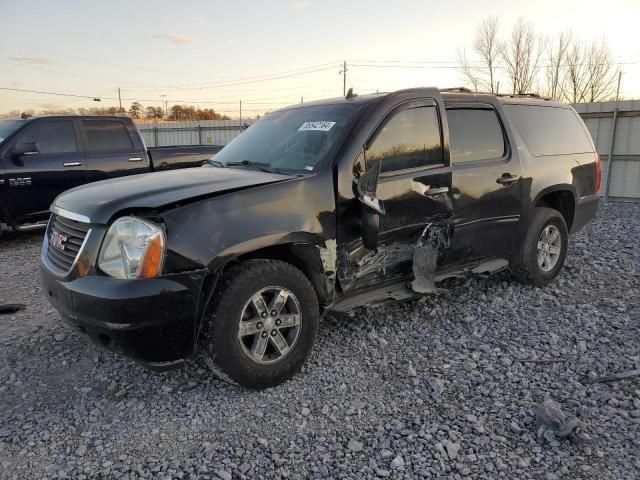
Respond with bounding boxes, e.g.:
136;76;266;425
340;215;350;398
0;0;639;117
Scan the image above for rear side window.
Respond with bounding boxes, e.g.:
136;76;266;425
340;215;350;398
447;108;506;164
17;120;77;154
366;105;442;173
83;120;133;152
501;104;593;156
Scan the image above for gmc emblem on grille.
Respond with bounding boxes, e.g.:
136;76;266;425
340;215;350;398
50;231;67;251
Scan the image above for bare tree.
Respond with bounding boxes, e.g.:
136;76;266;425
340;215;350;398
561;39;590;103
560;36;617;103
456;16;500;93
501;18;543;95
544;30;571;100
585;38;618;102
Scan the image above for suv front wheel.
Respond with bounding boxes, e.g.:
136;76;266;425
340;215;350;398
511;207;569;287
201;259;319;389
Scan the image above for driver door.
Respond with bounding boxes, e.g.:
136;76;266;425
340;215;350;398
337;96;453;293
3;118;86;223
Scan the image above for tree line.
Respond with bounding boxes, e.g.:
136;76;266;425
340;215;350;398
457;16;619;102
4;104;231;121
128;102;231;121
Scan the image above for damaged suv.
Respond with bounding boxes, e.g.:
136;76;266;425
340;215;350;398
40;88;600;388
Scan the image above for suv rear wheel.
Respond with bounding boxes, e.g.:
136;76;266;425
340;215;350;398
511;207;568;287
201;259;319;389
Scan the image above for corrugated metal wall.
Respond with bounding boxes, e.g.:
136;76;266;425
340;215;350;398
137;119;256;147
573;100;640;199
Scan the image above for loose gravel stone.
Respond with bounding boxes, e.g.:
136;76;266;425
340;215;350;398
1;203;639;479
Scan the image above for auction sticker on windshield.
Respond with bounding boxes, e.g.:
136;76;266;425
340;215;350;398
298;121;336;132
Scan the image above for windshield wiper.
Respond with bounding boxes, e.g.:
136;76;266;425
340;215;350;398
206;159;227;168
226;160;275;173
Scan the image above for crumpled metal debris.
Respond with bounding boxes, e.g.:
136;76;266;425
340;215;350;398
0;303;26;315
411;220;451;294
535;398;589;443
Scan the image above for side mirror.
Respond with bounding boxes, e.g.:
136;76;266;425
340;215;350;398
355;159;385;215
13;142;39;157
356;159;384;250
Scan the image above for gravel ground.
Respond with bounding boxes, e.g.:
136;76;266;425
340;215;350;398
1;202;639;480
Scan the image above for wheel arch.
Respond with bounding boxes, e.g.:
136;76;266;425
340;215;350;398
533;185;576;231
194;235;336;338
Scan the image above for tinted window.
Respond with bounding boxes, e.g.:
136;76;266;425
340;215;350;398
447;108;506;164
17;120;77;154
502;104;593;156
84;120;133;152
0;119;27;143
366;106;442;173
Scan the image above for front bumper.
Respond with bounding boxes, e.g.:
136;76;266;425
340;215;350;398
41;263;208;368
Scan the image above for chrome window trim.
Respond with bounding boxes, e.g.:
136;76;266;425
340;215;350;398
50;205;91;224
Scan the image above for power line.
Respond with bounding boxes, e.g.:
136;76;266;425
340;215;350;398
0;86;334;108
0;41;228;79
348;60;640;70
0;60;167;88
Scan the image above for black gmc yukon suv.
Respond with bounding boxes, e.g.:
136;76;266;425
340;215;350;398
40;88;600;388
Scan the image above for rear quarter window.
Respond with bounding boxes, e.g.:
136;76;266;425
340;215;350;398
501;104;593;156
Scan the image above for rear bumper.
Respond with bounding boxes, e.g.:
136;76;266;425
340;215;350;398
41;265;208;367
571;193;600;234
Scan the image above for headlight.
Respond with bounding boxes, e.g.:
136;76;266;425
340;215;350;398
98;216;166;279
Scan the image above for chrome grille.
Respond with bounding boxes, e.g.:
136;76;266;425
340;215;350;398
46;214;90;273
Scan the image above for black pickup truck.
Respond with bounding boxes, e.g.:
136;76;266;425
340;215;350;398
40;88;600;388
0;115;222;231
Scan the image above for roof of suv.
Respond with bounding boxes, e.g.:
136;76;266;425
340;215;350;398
276;87;567;112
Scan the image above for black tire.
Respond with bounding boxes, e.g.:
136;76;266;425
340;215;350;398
510;207;568;287
201;259;319;389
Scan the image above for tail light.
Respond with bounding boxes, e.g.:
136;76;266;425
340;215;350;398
594;153;602;193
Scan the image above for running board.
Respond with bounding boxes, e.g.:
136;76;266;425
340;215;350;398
1;221;48;233
330;278;420;312
330;257;510;313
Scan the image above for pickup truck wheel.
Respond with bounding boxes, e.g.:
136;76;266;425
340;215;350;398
511;207;568;287
201;259;319;389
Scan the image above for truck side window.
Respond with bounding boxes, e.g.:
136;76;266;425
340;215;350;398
366;106;442;173
83;120;133;152
17;120;77;154
447;108;506;164
501;104;593;156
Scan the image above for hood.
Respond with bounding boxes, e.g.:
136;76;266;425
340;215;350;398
53;167;293;224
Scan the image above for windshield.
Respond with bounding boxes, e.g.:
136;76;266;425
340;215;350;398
213;103;361;173
0;119;27;144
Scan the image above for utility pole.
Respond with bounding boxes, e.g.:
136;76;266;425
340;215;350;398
239;100;242;125
160;94;167;118
604;70;622;204
118;87;122;114
339;60;348;97
301;96;303;104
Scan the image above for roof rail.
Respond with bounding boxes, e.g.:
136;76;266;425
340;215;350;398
496;93;551;100
439;87;474;93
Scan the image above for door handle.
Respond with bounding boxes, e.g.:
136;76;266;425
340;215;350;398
425;186;449;196
63;162;83;167
128;157;143;162
496;174;521;185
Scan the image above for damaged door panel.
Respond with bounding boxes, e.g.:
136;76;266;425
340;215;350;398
337;93;454;295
